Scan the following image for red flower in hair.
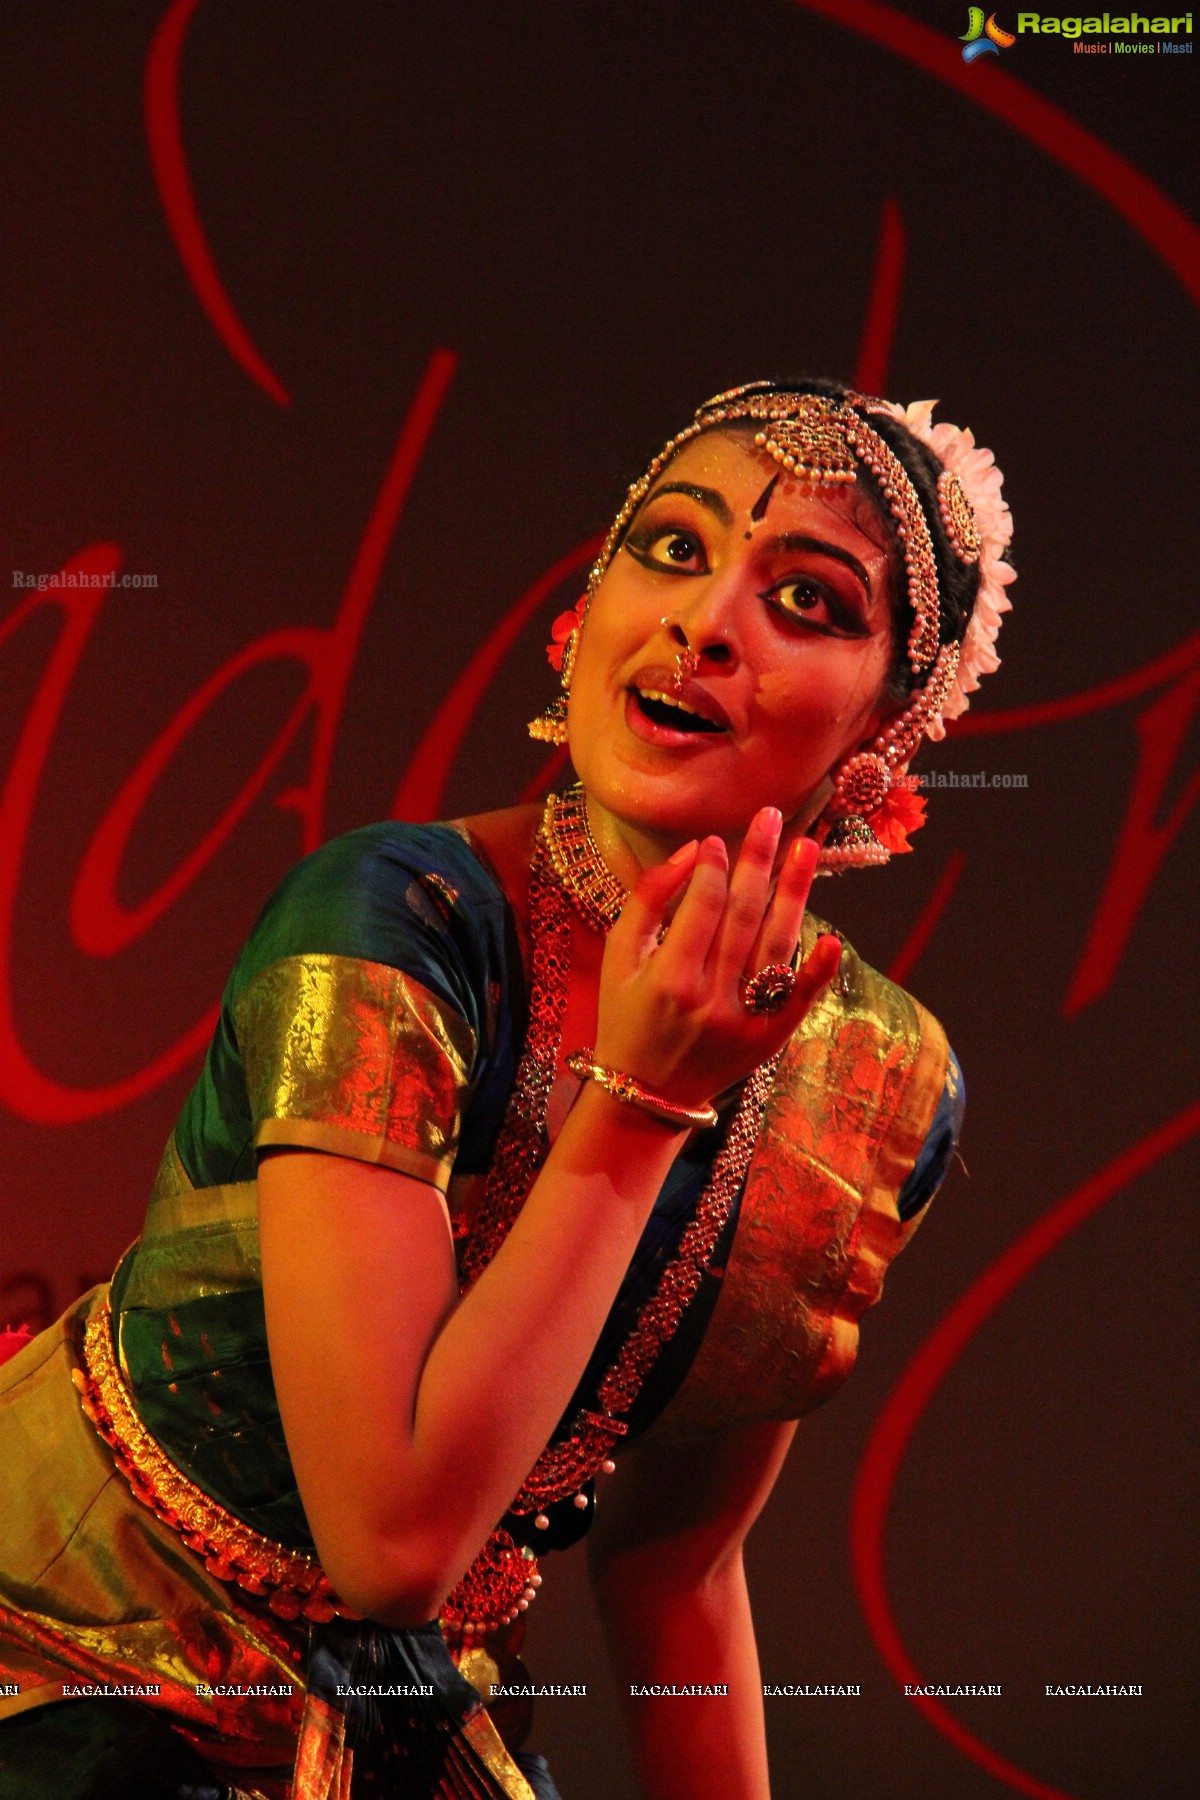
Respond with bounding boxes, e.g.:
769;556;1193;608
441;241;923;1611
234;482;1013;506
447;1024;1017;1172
870;777;927;855
547;596;587;672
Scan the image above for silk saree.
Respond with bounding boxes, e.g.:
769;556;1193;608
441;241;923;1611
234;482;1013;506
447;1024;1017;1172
0;815;959;1797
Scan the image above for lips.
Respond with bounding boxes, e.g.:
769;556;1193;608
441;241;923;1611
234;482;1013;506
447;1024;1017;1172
626;664;733;735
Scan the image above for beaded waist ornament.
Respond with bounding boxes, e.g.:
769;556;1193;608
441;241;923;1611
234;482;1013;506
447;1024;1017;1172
73;1300;358;1624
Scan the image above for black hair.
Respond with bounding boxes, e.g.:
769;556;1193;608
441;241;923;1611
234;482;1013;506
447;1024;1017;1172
615;376;987;703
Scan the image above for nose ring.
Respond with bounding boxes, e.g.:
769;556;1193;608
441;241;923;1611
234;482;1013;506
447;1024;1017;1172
661;617;698;694
672;647;699;695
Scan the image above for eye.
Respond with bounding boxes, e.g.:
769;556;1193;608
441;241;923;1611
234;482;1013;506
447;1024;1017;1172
763;577;866;637
623;525;709;575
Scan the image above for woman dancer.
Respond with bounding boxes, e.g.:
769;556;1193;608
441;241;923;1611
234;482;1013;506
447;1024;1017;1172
0;379;1013;1799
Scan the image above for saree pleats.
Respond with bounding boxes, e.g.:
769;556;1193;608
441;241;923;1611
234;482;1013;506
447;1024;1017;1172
294;1623;537;1799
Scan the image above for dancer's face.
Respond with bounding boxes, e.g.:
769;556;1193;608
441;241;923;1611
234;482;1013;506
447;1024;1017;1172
568;430;898;844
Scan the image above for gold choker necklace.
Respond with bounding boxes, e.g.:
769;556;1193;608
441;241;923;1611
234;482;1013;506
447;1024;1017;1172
540;784;627;931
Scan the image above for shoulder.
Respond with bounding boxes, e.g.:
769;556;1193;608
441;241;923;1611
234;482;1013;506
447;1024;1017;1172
790;913;958;1175
803;913;945;1064
801;915;963;1221
226;821;511;1029
246;821;506;953
820;921;942;1051
897;1043;965;1220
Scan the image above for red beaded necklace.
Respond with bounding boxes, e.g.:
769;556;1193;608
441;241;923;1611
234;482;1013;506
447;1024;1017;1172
440;796;778;1641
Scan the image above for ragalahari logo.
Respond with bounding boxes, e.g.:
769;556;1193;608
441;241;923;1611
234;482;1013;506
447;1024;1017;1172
960;8;1017;58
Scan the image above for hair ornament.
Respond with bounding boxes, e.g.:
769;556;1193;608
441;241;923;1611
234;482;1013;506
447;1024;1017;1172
582;386;945;679
750;397;858;485
937;470;982;563
863;397;1015;735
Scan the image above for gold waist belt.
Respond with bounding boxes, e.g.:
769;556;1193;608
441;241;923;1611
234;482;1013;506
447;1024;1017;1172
73;1300;357;1625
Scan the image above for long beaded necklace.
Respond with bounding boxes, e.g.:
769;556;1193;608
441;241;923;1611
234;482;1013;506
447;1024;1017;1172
440;791;779;1641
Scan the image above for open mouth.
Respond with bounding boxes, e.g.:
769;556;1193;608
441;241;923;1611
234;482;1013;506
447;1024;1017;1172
631;688;726;734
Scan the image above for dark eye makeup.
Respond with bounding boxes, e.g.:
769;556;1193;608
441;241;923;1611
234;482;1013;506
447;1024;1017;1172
761;577;870;638
623;523;709;575
623;516;873;640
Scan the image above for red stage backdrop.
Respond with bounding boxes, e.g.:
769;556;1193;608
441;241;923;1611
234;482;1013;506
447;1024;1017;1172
1;3;1195;1795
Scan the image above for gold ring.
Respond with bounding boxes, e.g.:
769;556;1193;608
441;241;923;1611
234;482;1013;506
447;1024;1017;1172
739;963;796;1014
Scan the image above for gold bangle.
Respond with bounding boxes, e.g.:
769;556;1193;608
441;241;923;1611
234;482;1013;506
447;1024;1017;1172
565;1049;718;1130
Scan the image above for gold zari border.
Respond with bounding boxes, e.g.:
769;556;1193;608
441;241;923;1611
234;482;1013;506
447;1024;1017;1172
237;953;477;1193
647;922;948;1441
73;1300;358;1625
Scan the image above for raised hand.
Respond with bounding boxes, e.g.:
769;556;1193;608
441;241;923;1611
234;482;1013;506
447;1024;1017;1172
593;809;841;1111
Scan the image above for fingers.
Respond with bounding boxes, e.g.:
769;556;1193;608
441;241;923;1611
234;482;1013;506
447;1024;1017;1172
615;815;819;1004
749;836;818;974
597;825;841;1106
651;835;730;973
772;932;842;1033
738;932;841;1062
703;808;780;991
802;931;842;994
612;839;700;964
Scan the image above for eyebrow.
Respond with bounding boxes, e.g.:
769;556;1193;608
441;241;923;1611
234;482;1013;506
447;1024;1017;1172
763;533;873;593
639;481;734;527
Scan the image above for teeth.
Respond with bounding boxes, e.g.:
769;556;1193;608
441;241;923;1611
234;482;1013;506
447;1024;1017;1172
638;688;701;716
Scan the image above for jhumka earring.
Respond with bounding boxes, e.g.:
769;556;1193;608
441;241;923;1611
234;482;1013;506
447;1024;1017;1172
817;646;959;871
701;388;957;873
694;389;993;875
528;598;586;745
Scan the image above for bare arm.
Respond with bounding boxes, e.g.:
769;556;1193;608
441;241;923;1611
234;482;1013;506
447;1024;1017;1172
258;1088;686;1624
258;822;837;1625
588;1419;798;1800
